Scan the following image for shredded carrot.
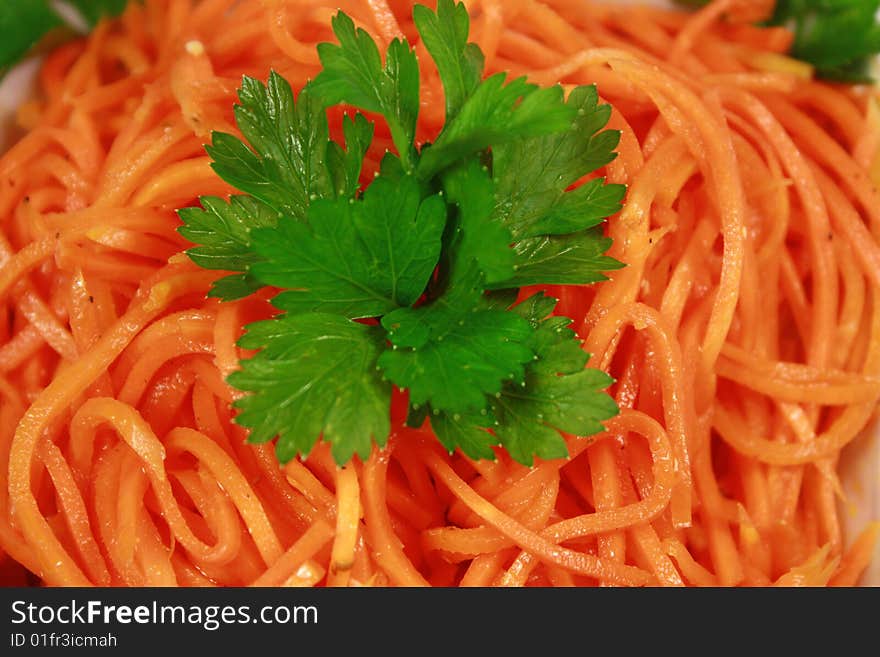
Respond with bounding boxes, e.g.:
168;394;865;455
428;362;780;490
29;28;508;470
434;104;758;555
0;0;877;588
328;465;361;587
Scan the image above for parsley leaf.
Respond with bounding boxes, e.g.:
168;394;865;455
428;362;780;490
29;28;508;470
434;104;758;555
431;409;497;461
491;293;618;465
69;0;129;25
377;160;529;413
207;76;335;221
417;77;576;179
676;0;880;82
412;0;484;121
250;174;446;318
229;313;391;463
179;2;622;466
325;113;374;198
177;195;279;300
0;0;130;76
501;228;620;288
415;292;619;464
180;73;375;301
0;2;61;76
442;159;515;287
493;366;617;464
489;85;625;288
492;86;624;240
770;0;880;82
379;295;535;413
311;12;420;170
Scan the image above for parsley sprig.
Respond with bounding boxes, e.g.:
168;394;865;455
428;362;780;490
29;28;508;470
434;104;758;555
677;0;880;82
0;0;129;77
178;0;624;465
768;0;880;82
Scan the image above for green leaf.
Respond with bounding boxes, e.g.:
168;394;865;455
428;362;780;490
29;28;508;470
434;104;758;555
493;294;617;465
379;293;535;414
311;12;420;170
488;83;628;290
172;6;623;467
509;291;559;327
413;0;484;121
521;178;625;237
492;228;621;289
69;0;129;25
780;0;880;80
0;0;136;75
430;408;497;461
679;0;880;83
405;402;429;429
0;1;63;75
325;112;374;198
492;85;624;240
493;367;617;465
417;75;576;179
207;274;263;301
442;160;515;287
511;292;589;375
208;76;335;221
230;313;391;464
250;175;446;318
177;196;279;300
413;292;618;465
184;73;376;302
